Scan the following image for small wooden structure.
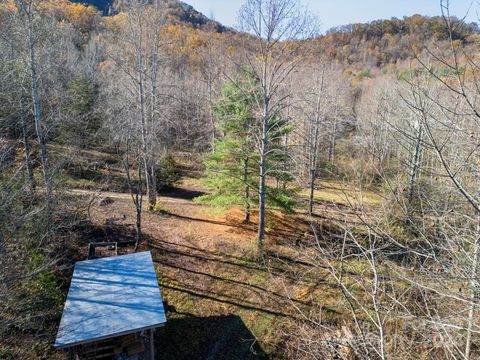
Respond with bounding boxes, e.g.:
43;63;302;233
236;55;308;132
87;242;118;259
55;252;167;360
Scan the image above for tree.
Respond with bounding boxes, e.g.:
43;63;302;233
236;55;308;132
237;0;317;250
12;0;52;218
307;67;324;216
0;3;89;355
292;61;352;215
0;43;36;194
104;1;166;209
350;2;480;356
198;70;297;223
196;72;259;223
60;75;101;148
405;53;480;359
116;128;144;251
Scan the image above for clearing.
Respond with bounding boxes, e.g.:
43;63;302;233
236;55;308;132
70;177;355;359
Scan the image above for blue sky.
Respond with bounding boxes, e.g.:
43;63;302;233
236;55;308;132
184;0;478;31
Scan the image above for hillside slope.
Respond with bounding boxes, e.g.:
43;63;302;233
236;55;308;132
317;15;479;68
71;0;227;30
70;0;479;68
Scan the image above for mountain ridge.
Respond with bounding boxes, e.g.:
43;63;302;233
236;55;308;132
70;0;479;68
71;0;228;31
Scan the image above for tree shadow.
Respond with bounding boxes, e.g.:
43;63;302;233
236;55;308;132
160;280;300;320
161;210;305;244
150;241;295;281
156;259;312;307
154;314;268;360
159;187;206;201
161;211;253;230
77;221;137;248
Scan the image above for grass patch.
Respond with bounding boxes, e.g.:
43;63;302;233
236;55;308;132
300;180;383;206
344;259;372;274
197;206;227;217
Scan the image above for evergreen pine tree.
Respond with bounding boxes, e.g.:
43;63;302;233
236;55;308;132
196;70;297;223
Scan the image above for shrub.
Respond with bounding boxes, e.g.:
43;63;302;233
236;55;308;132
357;68;371;80
156;155;182;190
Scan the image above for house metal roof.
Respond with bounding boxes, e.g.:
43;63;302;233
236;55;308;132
55;251;167;348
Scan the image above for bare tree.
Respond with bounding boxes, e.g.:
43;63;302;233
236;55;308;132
12;0;51;214
304;64;325;216
237;0;317;250
292;61;352;216
116;135;144;251
104;1;167;209
403;1;480;354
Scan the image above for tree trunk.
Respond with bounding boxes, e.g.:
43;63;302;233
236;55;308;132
118;141;143;253
20;110;36;194
465;220;480;359
308;168;316;216
328;109;338;164
407;120;423;206
149;32;159;207
244;157;250;223
258;100;269;249
134;166;143;252
309;115;320;216
207;43;216;150
308;80;322;216
136;43;156;209
26;9;51;220
135;198;142;252
282;86;292;190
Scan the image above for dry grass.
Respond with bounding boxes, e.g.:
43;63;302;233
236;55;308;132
300;180;383;206
54;166;386;359
73;177;347;358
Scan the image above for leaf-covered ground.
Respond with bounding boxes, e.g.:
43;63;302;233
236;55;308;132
74;178;349;359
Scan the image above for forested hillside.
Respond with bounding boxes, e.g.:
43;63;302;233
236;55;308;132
319;15;479;67
2;0;480;359
72;0;228;30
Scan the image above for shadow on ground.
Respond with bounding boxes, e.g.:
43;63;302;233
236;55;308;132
158;187;206;201
154;314;267;360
